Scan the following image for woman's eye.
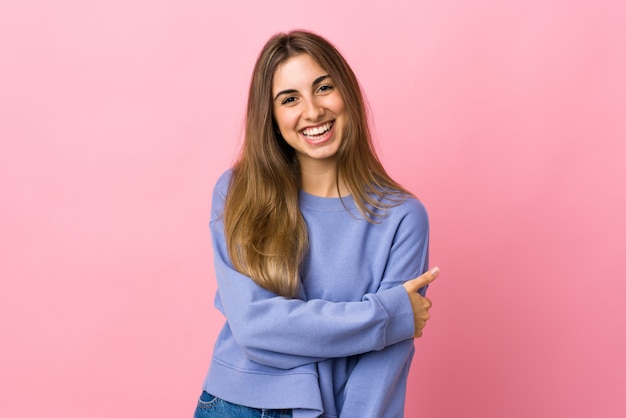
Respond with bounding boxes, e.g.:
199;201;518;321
281;96;296;105
318;85;334;93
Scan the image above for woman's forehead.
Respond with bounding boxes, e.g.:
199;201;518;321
272;54;329;90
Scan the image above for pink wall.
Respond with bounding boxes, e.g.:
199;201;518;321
1;1;624;417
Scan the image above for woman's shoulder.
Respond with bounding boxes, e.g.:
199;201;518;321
382;191;428;223
210;169;235;219
213;168;234;197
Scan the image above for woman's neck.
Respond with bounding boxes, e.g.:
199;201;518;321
299;161;348;198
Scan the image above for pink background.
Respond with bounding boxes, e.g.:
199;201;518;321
2;1;625;417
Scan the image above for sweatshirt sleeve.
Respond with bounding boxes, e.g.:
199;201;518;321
339;197;430;417
340;340;415;417
209;173;416;369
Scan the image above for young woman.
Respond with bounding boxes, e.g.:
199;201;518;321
194;30;439;418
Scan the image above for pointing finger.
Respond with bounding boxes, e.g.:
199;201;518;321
404;266;440;293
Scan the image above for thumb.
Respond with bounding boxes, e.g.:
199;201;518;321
404;266;440;293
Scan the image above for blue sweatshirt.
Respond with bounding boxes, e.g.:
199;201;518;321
201;170;429;418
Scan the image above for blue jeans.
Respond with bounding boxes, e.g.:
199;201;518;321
193;391;293;418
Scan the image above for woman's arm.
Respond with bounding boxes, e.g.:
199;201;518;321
211;217;417;369
340;340;416;417
208;172;426;369
337;198;434;416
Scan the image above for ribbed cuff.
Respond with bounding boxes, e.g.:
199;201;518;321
372;285;415;346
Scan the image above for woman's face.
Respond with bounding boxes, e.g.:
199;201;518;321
272;54;346;169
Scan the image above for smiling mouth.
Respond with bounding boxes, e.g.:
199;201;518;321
301;121;334;140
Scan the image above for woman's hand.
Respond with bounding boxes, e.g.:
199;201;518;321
402;267;440;338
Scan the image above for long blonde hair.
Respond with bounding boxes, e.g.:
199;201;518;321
224;30;411;298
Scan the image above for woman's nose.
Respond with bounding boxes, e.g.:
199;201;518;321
303;98;323;121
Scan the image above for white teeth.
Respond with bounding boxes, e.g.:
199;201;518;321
303;122;332;137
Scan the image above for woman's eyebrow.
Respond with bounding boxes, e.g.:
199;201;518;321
273;74;331;101
274;88;297;101
312;74;330;86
